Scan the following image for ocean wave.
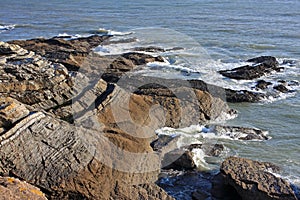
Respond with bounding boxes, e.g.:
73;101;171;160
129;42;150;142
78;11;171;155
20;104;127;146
90;28;134;36
156;124;269;144
91;28;299;104
147;61;200;74
0;24;15;33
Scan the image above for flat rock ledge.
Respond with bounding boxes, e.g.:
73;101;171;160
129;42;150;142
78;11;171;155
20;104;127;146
221;157;298;200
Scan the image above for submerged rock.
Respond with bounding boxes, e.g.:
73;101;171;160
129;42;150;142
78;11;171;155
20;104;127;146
255;80;272;90
221;157;298;200
132;46;166;52
274;84;290;93
210;125;270;140
219;56;282;80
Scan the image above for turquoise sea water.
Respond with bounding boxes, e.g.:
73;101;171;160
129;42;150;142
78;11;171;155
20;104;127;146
1;0;299;192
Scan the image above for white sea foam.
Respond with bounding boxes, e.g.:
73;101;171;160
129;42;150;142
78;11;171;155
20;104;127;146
191;148;210;169
92;28;299;104
97;28;133;36
147;61;200;74
0;24;15;32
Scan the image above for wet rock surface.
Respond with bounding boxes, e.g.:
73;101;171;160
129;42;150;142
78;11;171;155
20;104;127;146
210;125;270;140
221;157;298;200
219;56;282;80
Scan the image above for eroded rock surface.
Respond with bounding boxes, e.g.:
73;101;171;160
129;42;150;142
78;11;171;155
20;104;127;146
0;176;47;200
9;35;110;71
221;157;298;200
101;52;164;83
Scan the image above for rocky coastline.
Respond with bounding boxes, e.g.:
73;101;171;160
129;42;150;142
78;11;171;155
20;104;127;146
0;35;299;199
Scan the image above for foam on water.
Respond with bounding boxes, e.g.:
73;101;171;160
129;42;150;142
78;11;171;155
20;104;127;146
96;28;134;36
0;24;15;33
191;148;210;169
93;29;300;100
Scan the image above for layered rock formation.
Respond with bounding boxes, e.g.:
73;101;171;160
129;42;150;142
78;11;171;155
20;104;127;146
1;36;297;200
0;39;172;199
9;35;111;71
0;37;234;199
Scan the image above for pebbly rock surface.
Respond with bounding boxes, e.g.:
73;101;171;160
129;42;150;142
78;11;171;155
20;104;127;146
219;56;282;80
221;157;298;200
0;176;47;200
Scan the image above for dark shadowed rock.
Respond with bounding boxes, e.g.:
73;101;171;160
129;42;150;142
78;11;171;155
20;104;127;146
247;56;279;66
131;46;184;53
161;143;225;171
256;80;272;90
132;46;166;52
221;157;297;200
162;149;196;170
111;183;175;200
274;84;290;93
210;172;242;200
187;143;224;157
225;89;265;102
219;56;282;80
0;176;47;200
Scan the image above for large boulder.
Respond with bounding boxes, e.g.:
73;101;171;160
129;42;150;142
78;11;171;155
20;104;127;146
0;100;161;199
221;157;298;200
97;78;235;130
